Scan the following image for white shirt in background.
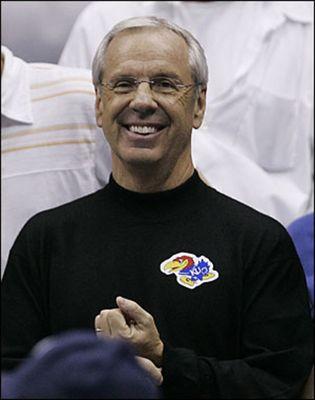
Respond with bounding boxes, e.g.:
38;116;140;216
58;1;314;227
1;46;111;277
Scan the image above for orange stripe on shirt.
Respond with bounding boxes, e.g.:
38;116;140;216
2;123;97;140
32;89;95;102
31;77;92;89
2;139;95;154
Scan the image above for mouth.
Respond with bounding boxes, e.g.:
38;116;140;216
122;124;167;137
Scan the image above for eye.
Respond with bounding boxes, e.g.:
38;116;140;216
112;79;135;92
153;78;177;91
115;80;133;87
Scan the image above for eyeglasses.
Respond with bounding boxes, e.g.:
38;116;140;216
100;77;201;95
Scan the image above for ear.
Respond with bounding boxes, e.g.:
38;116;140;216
95;87;104;128
192;87;207;129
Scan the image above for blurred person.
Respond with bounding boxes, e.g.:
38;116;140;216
287;213;314;400
1;330;160;399
1;1;91;64
1;45;111;278
287;213;314;318
59;1;314;226
2;16;313;399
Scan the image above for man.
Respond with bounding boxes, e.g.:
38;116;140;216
2;17;312;398
1;45;111;277
59;1;314;227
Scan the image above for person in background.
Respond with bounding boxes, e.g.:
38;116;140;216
1;46;111;278
288;212;314;400
59;1;314;227
287;213;314;319
2;17;312;398
1;330;160;399
1;1;90;64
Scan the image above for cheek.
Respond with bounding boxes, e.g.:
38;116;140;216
172;94;195;126
102;96;130;123
176;90;193;108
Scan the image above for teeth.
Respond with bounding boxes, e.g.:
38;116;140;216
129;125;158;134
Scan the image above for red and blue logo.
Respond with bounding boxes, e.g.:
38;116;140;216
160;252;219;289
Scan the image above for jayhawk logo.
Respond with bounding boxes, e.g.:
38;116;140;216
160;252;219;289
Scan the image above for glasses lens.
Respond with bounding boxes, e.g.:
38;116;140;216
152;78;178;94
112;78;137;93
105;77;193;97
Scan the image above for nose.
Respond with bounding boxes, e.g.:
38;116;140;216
128;82;158;115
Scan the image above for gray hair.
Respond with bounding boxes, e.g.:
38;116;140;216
92;16;208;89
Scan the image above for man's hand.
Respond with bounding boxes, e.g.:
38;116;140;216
136;356;163;386
95;297;164;367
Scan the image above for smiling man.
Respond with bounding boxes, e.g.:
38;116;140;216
2;17;313;399
93;23;206;192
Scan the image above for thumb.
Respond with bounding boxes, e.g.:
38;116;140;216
116;296;149;325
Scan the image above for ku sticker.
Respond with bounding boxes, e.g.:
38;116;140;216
160;252;219;289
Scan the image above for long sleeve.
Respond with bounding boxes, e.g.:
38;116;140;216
161;251;313;398
1;216;50;371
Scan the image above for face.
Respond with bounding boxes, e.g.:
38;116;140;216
95;27;206;172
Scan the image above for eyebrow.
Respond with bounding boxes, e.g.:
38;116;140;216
109;71;183;82
151;73;183;82
109;74;135;81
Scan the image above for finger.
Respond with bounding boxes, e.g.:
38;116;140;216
95;314;106;338
107;309;130;338
96;310;112;337
95;314;101;330
116;296;151;325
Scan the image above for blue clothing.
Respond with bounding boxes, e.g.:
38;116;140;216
1;330;159;399
288;213;314;316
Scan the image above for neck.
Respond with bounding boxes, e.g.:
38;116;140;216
112;154;194;193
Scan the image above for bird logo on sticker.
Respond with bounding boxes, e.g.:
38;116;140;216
160;252;219;289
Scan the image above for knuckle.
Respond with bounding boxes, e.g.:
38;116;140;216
108;309;119;318
146;313;154;324
107;311;115;322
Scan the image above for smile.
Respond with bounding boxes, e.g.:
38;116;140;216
123;124;166;136
129;125;158;134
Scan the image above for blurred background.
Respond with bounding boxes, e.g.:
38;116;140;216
1;1;91;63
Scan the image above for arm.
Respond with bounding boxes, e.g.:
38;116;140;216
1;216;49;371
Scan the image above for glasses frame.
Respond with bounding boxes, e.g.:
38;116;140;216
100;77;201;95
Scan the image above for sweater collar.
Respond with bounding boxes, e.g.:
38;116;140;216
105;169;208;220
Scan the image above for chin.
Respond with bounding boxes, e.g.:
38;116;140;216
119;148;164;165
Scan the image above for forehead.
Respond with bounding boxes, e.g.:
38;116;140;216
104;27;191;79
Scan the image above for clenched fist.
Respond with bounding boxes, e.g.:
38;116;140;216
95;296;164;367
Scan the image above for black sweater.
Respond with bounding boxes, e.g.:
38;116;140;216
2;171;313;398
